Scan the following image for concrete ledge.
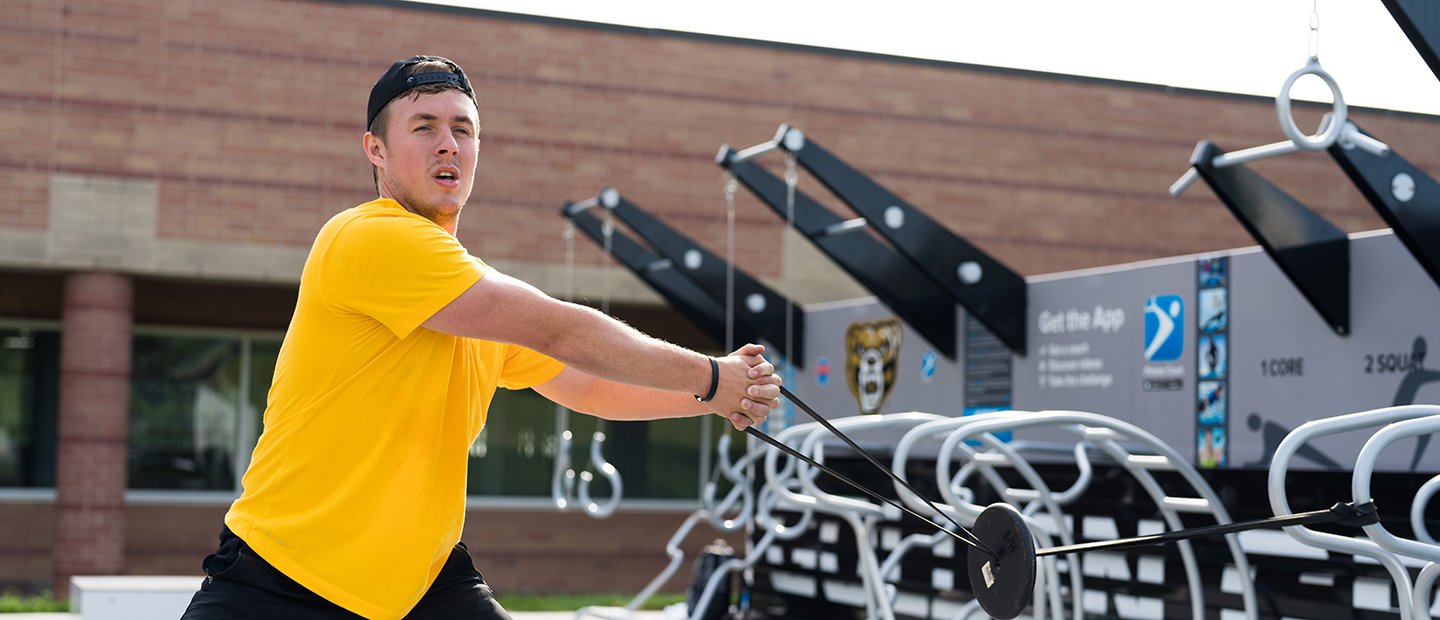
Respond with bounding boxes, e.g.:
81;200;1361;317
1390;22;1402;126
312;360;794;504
69;576;201;620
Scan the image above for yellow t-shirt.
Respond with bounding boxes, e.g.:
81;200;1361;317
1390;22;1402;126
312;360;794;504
226;198;564;619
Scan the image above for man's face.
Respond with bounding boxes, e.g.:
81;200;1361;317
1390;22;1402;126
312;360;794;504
367;89;479;225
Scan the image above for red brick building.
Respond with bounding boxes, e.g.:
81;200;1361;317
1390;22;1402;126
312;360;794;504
3;0;1439;598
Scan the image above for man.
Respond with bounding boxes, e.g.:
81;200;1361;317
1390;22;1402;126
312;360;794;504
181;55;782;620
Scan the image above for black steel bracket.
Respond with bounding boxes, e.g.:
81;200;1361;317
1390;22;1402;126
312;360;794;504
561;202;758;350
1328;123;1440;292
767;125;1026;355
1382;0;1440;85
1190;141;1350;335
716;146;959;360
572;188;804;367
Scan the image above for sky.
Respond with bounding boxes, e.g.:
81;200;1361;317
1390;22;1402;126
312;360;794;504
412;0;1440;117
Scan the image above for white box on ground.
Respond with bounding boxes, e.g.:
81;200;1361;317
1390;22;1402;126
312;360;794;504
69;576;201;620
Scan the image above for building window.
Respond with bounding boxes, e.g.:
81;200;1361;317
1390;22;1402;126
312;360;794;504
123;329;707;502
467;388;704;500
0;327;60;488
128;332;280;491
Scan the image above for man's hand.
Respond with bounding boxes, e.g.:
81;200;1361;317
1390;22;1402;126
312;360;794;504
710;343;783;430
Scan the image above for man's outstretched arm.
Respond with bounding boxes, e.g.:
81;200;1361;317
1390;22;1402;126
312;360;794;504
423;268;773;425
533;344;781;429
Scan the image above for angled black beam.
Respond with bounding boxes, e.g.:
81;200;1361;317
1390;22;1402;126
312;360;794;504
561;203;758;351
1381;0;1440;85
768;125;1027;355
1328;123;1440;292
716;146;959;360
583;188;805;367
1191;141;1350;334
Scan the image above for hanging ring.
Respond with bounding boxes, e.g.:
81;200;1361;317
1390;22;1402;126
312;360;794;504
1277;57;1346;151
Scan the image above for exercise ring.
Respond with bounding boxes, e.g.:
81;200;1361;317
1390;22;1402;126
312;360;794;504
1277;57;1346;151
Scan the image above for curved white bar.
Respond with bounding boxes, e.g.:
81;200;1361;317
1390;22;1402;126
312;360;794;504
1268;405;1440;620
1354;413;1440;562
942;411;1255;620
1412;476;1440;546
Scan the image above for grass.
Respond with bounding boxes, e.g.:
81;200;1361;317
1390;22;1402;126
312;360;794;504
0;591;67;613
500;592;688;612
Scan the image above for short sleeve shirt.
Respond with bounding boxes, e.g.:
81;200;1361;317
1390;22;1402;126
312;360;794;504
225;199;564;619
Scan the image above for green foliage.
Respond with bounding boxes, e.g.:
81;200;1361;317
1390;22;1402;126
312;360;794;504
498;591;687;612
0;590;68;613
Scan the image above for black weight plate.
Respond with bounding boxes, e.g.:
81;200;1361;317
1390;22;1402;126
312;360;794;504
966;503;1036;620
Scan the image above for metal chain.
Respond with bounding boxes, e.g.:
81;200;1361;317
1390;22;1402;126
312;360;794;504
562;222;575;303
724;174;738;353
782;153;799;434
1308;0;1320;60
595;216;614;437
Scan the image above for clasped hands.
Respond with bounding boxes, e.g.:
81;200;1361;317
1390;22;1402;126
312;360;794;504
709;343;784;430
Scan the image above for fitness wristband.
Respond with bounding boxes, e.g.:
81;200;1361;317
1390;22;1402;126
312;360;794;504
695;357;719;403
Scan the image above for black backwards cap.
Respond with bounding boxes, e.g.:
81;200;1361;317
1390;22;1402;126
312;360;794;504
366;55;476;130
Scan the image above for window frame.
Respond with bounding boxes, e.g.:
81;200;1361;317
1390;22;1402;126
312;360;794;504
0;320;708;512
0;318;62;501
124;324;282;500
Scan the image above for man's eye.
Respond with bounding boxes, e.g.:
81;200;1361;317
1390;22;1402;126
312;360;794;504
414;126;432;133
454;127;470;135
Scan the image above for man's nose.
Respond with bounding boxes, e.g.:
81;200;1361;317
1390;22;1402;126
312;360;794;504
435;131;459;156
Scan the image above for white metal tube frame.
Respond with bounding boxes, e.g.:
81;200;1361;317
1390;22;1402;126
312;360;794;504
762;414;945;620
1354;410;1440;563
1267;404;1440;620
1413;475;1440;546
551;425;578;511
942;411;1257;620
577;434;810;620
792;414;947;620
890;413;1105;619
577;431;623;518
1352;409;1440;616
936;422;1090;620
700;434;755;532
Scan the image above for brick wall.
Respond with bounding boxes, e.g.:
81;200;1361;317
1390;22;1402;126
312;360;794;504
5;0;1438;289
125;503;741;595
4;500;741;594
52;273;133;594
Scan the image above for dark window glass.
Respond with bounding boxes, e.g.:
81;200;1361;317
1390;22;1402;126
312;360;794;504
240;338;281;474
128;335;241;490
0;328;59;488
467;388;703;500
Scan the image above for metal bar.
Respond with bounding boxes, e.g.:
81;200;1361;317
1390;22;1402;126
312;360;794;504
728;139;781;164
562;203;754;350
717;145;959;359
1190;140;1351;334
821;217;868;237
595;188;806;366
1329;121;1440;291
1381;0;1440;85
770;125;1027;355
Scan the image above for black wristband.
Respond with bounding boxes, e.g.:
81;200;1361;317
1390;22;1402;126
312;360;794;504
695;357;719;403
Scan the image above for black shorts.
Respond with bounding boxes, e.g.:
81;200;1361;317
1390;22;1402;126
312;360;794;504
180;526;512;619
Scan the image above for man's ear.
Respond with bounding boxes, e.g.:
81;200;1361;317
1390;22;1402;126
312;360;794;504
362;132;387;168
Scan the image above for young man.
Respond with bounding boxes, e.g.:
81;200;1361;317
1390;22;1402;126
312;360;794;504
181;55;782;620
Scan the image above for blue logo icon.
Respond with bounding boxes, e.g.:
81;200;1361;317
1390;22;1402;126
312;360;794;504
1144;295;1184;361
920;351;937;382
816;356;831;388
